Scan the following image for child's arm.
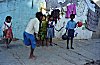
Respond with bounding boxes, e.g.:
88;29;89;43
52;21;56;27
34;20;40;40
2;24;5;31
75;23;77;28
2;24;6;37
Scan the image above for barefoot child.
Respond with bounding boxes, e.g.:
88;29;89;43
40;15;48;46
2;16;13;48
47;15;55;46
23;12;43;59
66;14;77;49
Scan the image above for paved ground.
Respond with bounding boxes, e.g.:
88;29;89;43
0;38;100;65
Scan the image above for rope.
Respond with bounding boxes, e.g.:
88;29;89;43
55;22;65;32
55;26;64;32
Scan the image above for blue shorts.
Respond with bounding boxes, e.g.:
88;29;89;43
47;28;54;38
23;31;36;49
68;29;74;38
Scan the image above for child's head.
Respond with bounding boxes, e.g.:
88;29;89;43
36;12;43;21
5;16;12;23
48;15;53;21
42;15;46;21
70;14;75;20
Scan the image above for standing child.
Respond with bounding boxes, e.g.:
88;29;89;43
23;12;43;59
40;15;48;46
2;16;13;48
47;15;55;46
66;14;77;49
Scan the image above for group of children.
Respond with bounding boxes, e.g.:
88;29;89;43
23;12;56;59
34;14;56;47
2;12;78;59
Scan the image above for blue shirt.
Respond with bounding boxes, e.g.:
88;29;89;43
66;20;76;30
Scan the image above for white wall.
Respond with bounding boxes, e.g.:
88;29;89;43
0;0;96;39
0;0;39;39
54;0;94;39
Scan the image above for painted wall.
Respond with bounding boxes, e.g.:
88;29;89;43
0;0;97;39
0;0;39;39
54;0;95;39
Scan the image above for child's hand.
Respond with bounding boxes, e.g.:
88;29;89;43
36;36;40;40
3;36;5;38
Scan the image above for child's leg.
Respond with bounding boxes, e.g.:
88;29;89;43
3;31;6;38
29;45;35;59
29;45;36;59
67;38;69;49
39;37;42;46
46;38;48;46
29;35;36;59
5;39;9;48
41;40;44;46
50;38;53;46
71;37;74;49
8;38;12;44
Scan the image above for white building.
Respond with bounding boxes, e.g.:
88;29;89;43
0;0;100;39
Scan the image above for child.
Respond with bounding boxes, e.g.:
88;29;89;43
47;15;55;46
40;15;48;46
66;14;77;49
2;16;13;48
23;12;43;59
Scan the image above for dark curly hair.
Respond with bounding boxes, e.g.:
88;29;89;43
70;14;75;18
36;12;43;20
5;16;12;23
5;16;12;20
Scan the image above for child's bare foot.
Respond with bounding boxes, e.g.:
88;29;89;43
7;46;9;49
71;47;74;49
50;43;53;46
29;55;37;60
42;44;44;46
46;45;48;47
5;45;9;49
46;42;48;47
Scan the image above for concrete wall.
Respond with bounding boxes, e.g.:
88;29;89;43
91;1;100;39
92;18;100;38
0;0;39;39
54;0;94;39
0;0;99;39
